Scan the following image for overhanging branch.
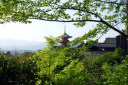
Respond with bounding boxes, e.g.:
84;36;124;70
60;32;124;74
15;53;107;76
96;0;126;5
60;7;102;20
28;18;101;22
52;3;102;20
29;17;127;36
101;19;127;36
29;1;127;37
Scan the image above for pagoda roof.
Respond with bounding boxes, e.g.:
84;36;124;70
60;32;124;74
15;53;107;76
63;33;72;38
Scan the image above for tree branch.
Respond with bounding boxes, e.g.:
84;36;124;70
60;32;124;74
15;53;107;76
29;2;127;37
97;19;125;40
51;3;102;20
60;7;102;20
28;18;101;22
101;19;127;36
29;17;127;36
96;0;126;5
56;4;127;36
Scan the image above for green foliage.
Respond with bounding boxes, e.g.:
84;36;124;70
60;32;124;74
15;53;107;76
102;57;128;85
32;36;127;85
34;47;89;84
94;48;121;66
33;36;89;85
0;36;126;85
0;53;38;85
82;56;104;85
81;48;122;85
20;51;35;57
54;60;89;85
45;36;60;47
0;0;126;40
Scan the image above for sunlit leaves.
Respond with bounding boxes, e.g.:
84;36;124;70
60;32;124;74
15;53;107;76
102;60;128;85
0;0;127;39
33;35;92;84
1;0;126;24
45;36;60;48
54;60;89;85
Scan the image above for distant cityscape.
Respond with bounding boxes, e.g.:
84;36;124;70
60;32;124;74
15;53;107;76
0;39;46;56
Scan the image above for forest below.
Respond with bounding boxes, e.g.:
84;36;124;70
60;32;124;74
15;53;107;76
0;37;128;85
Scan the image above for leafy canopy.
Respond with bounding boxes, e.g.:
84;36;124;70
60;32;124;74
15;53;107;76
0;0;127;42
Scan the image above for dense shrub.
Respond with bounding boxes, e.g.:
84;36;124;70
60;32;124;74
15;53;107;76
0;54;38;85
33;36;124;85
34;47;89;85
0;35;125;85
81;48;122;85
94;48;121;66
102;57;128;85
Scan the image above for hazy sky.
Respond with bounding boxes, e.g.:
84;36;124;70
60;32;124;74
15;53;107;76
0;19;121;43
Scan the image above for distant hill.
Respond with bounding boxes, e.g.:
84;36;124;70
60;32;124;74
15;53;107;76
0;39;46;51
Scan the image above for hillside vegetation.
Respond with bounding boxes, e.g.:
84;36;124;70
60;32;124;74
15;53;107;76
0;37;127;85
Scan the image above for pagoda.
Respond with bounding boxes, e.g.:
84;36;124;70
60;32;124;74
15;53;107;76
60;26;72;46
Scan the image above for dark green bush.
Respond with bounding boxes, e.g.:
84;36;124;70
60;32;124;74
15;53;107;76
0;55;38;85
82;48;121;85
102;57;128;85
0;47;124;85
94;48;121;66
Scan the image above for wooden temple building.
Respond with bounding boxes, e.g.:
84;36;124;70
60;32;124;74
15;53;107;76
76;38;117;52
98;38;116;51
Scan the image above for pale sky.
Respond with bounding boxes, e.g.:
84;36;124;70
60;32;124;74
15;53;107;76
0;19;121;43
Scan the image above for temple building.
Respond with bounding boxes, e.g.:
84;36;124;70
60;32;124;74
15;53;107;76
76;38;117;52
98;38;116;51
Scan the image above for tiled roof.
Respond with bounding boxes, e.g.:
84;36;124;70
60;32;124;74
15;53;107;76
98;38;116;48
98;43;116;48
104;38;116;43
